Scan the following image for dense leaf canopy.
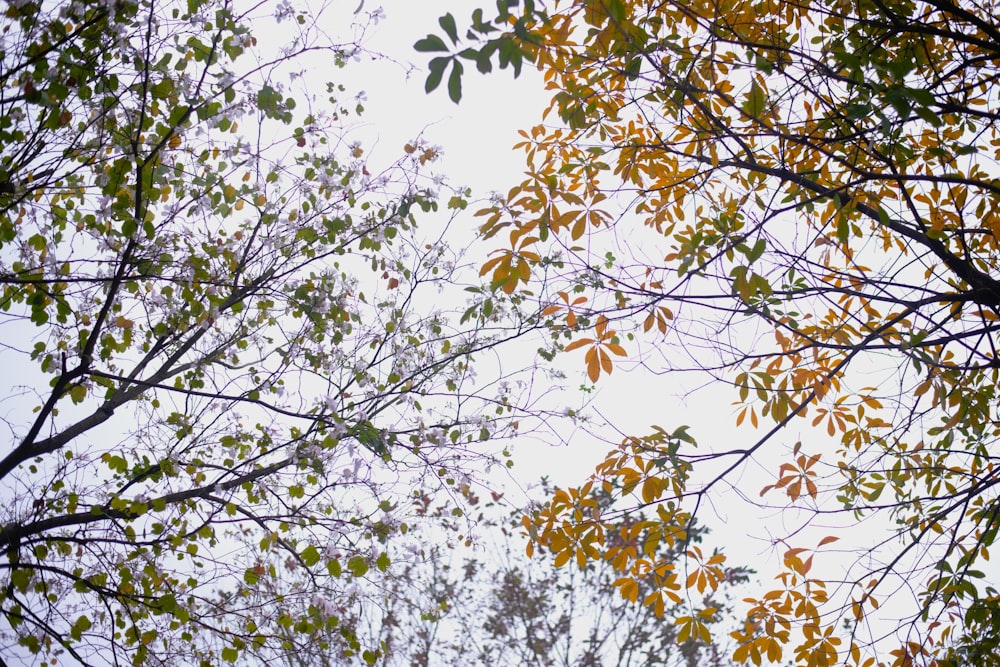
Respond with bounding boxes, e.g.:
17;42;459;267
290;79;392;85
422;0;1000;665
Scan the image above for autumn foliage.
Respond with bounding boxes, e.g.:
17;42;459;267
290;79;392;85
423;0;1000;664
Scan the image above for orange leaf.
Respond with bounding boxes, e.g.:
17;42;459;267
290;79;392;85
587;356;601;382
599;348;613;374
565;338;594;352
605;343;627;357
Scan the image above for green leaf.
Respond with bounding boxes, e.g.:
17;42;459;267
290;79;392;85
11;569;31;594
122;217;138;238
414;34;448;53
301;544;321;567
742;81;766;117
425;57;449;94
747;238;766;263
69;384;86;404
476;49;494;74
150;78;175;100
129;500;148;517
376;551;391;572
914;105;943;127
19;635;41;653
174;606;190;624
439;13;459;44
836;214;849;244
607;0;626;21
70;615;91;641
906;87;936;107
348;555;369;577
624;57;641;80
447;60;464;104
157;594;177;613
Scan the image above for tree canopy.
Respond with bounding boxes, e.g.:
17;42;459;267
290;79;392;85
0;2;550;665
421;0;1000;665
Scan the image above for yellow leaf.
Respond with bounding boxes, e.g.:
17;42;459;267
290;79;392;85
699;606;718;619
615;577;639;602
698;619;711;643
641;476;663;503
766;638;782;663
675;615;693;643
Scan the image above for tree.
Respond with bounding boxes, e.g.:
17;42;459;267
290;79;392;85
0;2;548;665
419;1;1000;665
439;491;749;667
272;481;750;667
